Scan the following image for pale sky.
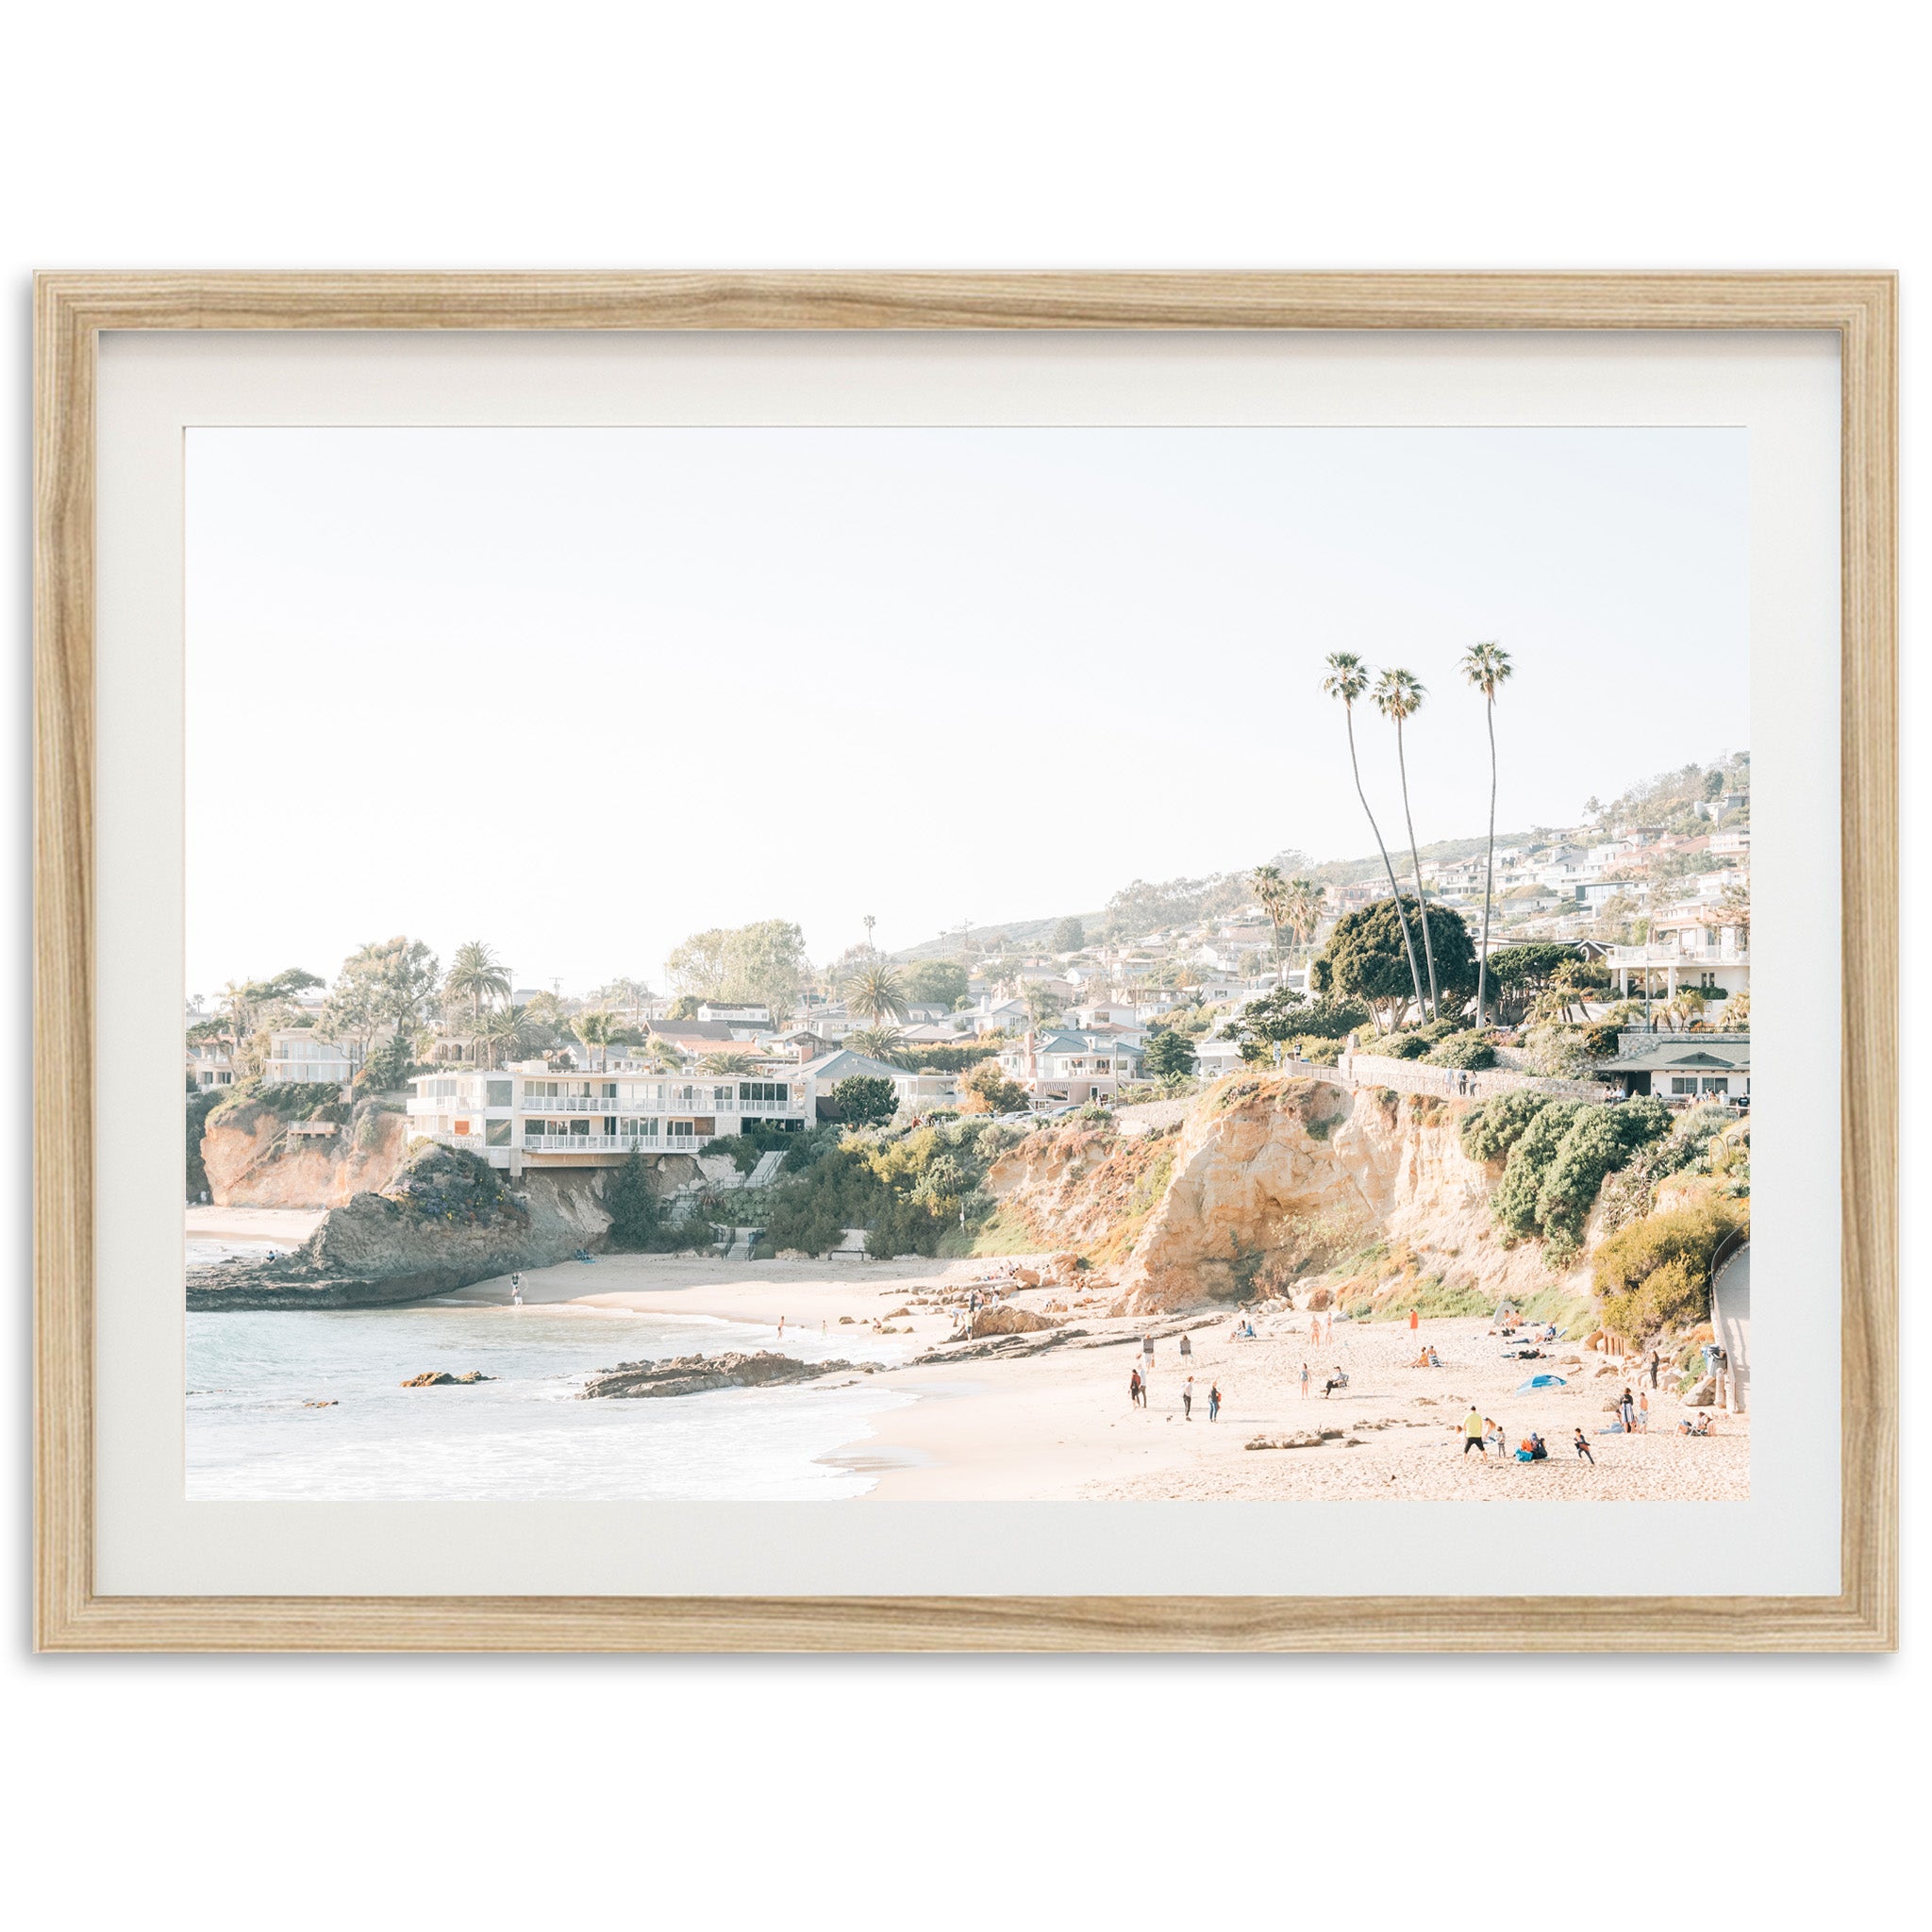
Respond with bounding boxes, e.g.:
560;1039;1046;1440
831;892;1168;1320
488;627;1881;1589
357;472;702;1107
186;425;1747;997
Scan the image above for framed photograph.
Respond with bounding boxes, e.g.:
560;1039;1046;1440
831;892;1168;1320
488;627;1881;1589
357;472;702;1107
34;274;1895;1651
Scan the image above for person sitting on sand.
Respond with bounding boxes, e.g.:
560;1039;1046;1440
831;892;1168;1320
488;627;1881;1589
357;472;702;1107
1463;1407;1486;1455
1679;1411;1713;1437
1574;1426;1595;1465
1529;1431;1548;1460
1323;1367;1348;1398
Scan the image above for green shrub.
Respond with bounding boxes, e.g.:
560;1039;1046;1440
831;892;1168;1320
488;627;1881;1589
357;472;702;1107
1491;1101;1585;1237
1427;1030;1497;1071
822;1074;898;1128
1293;1035;1343;1066
1593;1200;1743;1341
1458;1087;1551;1163
1533;1098;1674;1248
1385;1033;1434;1060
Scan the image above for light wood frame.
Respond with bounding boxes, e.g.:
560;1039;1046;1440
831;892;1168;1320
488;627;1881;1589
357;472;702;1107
34;273;1897;1652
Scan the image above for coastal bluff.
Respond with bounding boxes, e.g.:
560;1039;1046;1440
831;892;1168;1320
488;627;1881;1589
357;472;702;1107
188;1144;614;1310
986;1075;1590;1318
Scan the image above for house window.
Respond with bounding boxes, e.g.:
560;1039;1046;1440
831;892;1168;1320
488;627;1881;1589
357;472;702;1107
1669;1076;1699;1095
487;1080;511;1107
623;1118;660;1141
486;1120;511;1146
667;1120;696;1141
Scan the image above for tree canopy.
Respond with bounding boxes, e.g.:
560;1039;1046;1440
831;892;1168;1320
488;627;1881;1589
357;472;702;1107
899;958;970;1009
823;1074;899;1129
1312;898;1474;1031
1144;1029;1199;1085
666;920;808;1017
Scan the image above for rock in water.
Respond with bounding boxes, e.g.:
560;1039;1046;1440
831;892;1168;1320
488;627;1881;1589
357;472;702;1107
400;1370;495;1387
579;1351;858;1400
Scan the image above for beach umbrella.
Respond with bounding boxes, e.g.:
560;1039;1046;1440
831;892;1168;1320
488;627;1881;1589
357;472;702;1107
1514;1374;1567;1393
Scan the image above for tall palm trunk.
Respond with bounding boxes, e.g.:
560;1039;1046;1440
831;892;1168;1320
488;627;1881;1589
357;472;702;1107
1345;708;1427;1025
1475;693;1497;1028
1392;717;1440;1020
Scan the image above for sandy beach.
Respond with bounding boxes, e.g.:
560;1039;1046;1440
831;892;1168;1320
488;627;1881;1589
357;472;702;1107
439;1251;1747;1501
187;1205;325;1245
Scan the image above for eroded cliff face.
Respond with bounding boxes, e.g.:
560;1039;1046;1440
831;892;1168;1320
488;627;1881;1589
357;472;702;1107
987;1077;1591;1315
201;1101;409;1208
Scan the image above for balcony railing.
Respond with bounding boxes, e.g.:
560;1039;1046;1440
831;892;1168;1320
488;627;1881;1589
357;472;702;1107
522;1133;716;1154
1606;943;1749;966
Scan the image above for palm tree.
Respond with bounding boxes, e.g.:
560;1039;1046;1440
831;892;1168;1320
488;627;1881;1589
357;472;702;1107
572;1009;616;1073
446;941;510;1022
475;1002;537;1070
1280;876;1324;972
1371;667;1440;1021
1460;641;1514;1027
1251;863;1289;974
843;963;908;1028
1321;652;1426;1025
843;1026;908;1064
700;1050;764;1074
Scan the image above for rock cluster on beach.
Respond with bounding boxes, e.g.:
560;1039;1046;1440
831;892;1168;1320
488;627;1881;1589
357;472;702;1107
188;1144;617;1310
577;1351;858;1400
399;1370;495;1387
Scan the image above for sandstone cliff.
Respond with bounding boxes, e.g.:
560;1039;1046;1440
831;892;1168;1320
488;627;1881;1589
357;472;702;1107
201;1098;409;1209
989;1076;1592;1317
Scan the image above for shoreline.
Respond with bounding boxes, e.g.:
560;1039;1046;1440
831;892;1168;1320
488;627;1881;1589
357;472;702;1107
431;1252;1747;1502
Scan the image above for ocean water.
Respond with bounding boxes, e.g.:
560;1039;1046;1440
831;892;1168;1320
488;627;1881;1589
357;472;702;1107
185;1242;913;1500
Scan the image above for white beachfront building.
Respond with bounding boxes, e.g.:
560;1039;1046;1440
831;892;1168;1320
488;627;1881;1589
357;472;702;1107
404;1059;812;1174
261;1028;361;1089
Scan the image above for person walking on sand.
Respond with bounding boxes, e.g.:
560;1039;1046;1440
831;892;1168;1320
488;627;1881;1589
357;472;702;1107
1179;1331;1192;1360
777;1315;785;1341
1129;1366;1143;1408
1208;1381;1222;1422
1574;1426;1595;1465
1484;1417;1504;1458
1620;1386;1636;1434
1648;1348;1660;1390
509;1273;523;1307
1182;1376;1194;1420
1638;1388;1651;1433
1408;1307;1419;1333
1300;1361;1310;1401
1463;1407;1487;1456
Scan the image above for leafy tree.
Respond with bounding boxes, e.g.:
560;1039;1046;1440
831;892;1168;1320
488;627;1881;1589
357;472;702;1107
1371;666;1440;1017
666;994;702;1020
1292;993;1371;1041
844;963;908;1028
720;919;808;1017
1482;942;1582;1024
1050;915;1086;954
960;1059;1030;1114
1322;653;1426;1024
1022;982;1063;1027
318;939;438;1067
1144;1029;1199;1087
823;1074;898;1128
1220;986;1308;1067
591;976;656;1027
1460;641;1515;1026
1315;898;1474;1032
900;958;969;1009
665;927;732;999
606;1148;667;1250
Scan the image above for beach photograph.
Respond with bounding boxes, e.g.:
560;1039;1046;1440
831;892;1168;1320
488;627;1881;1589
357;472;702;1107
183;425;1755;1503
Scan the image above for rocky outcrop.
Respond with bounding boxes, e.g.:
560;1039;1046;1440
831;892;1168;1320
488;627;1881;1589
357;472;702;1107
578;1352;858;1399
400;1370;495;1386
984;1075;1595;1319
187;1144;644;1309
966;1303;1062;1338
1111;1076;1590;1315
201;1099;410;1209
